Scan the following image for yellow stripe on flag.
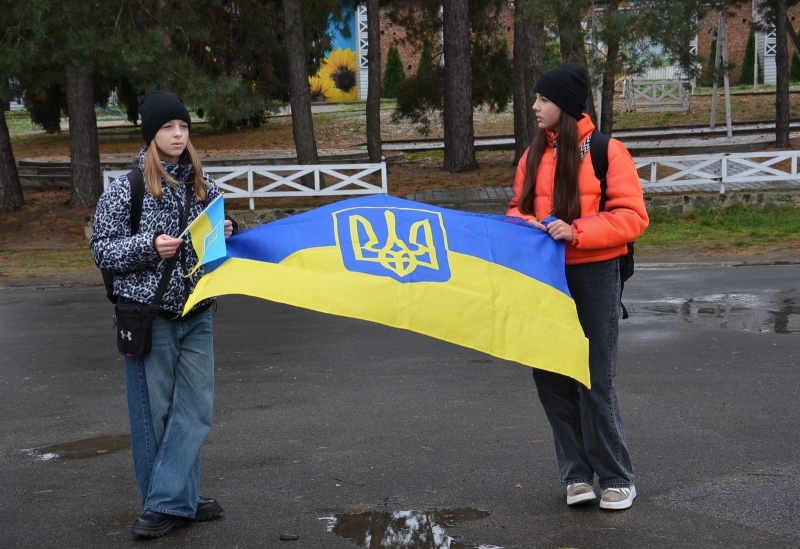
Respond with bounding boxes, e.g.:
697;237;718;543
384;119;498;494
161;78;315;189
184;248;589;387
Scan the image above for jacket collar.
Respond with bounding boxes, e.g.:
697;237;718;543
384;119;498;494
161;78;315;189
546;114;597;148
135;147;195;183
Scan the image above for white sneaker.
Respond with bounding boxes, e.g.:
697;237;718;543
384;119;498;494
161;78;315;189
599;485;637;510
566;482;596;505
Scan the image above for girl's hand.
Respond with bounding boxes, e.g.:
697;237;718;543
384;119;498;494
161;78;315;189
224;219;233;238
545;218;574;242
527;218;548;231
154;234;184;259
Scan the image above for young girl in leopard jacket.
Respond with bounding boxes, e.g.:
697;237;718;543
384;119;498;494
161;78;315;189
91;90;232;537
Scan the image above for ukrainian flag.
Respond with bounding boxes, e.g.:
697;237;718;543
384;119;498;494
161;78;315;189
184;195;589;386
185;194;227;277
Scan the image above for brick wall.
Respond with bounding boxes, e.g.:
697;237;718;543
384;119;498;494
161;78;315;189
698;3;800;84
377;5;515;84
377;2;800;90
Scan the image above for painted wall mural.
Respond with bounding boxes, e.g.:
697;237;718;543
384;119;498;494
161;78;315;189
309;5;359;102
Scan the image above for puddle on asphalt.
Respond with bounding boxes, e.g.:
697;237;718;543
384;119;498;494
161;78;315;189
636;293;800;334
322;508;501;549
24;435;130;461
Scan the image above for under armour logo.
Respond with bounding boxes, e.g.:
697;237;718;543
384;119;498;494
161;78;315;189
120;330;132;341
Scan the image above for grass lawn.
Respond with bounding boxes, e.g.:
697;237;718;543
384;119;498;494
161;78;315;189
1;203;798;287
638;205;800;258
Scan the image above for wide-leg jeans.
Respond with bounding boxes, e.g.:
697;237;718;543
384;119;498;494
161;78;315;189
532;258;634;489
124;308;214;518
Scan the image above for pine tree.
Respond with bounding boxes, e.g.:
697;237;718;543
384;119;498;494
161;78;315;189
383;44;405;98
739;28;756;86
392;39;442;136
417;40;436;77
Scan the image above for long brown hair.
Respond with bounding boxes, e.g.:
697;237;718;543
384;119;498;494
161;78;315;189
518;112;582;224
144;139;207;201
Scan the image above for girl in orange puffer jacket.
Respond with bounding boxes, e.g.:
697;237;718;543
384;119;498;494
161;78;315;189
507;64;648;511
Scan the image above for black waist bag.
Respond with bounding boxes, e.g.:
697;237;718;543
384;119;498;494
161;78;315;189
114;252;178;357
115;301;159;356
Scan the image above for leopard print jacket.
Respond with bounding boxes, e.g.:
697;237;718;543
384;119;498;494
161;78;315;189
90;148;221;315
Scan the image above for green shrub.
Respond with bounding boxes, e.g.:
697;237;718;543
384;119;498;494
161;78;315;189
383;44;406;98
472;37;513;112
391;40;442;135
416;40;436;78
703;33;718;87
791;52;800;83
739;28;756;86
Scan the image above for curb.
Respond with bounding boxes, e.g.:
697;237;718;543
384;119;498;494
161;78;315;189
637;259;800;270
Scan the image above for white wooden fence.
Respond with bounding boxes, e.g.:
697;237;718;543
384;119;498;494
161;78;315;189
624;79;691;112
103;163;388;209
635;151;800;193
102;154;800;206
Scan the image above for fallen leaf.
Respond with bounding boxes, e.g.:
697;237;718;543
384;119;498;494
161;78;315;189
515;483;523;489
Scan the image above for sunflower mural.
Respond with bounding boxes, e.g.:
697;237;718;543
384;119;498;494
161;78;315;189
307;5;359;102
319;48;358;101
309;75;336;103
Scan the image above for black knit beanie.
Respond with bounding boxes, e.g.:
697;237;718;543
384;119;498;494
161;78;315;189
139;90;192;146
533;64;588;121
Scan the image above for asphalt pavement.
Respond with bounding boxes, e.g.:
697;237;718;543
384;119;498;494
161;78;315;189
0;264;798;548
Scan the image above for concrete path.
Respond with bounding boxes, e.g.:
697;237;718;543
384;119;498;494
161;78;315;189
0;264;798;548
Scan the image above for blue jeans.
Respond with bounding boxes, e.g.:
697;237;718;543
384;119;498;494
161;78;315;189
124;308;215;518
532;258;634;489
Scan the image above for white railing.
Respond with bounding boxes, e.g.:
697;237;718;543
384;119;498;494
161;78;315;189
637;66;689;81
624;79;691;112
103;163;388;209
634;151;800;193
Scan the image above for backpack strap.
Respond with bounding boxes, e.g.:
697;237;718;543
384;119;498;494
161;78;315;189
127;168;145;235
589;130;632;319
589;130;611;210
101;167;146;304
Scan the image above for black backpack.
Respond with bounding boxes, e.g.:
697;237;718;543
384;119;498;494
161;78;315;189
589;130;634;319
100;168;145;304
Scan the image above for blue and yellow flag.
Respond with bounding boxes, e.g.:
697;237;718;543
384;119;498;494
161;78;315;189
185;194;227;277
184;195;589;386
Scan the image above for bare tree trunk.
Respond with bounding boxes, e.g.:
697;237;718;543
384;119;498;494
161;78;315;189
600;0;620;135
365;0;382;163
66;63;102;207
513;0;541;164
557;2;595;122
0;105;24;212
282;0;319;188
442;0;478;172
776;0;790;147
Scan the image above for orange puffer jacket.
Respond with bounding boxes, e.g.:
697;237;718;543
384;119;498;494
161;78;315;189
507;115;649;266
